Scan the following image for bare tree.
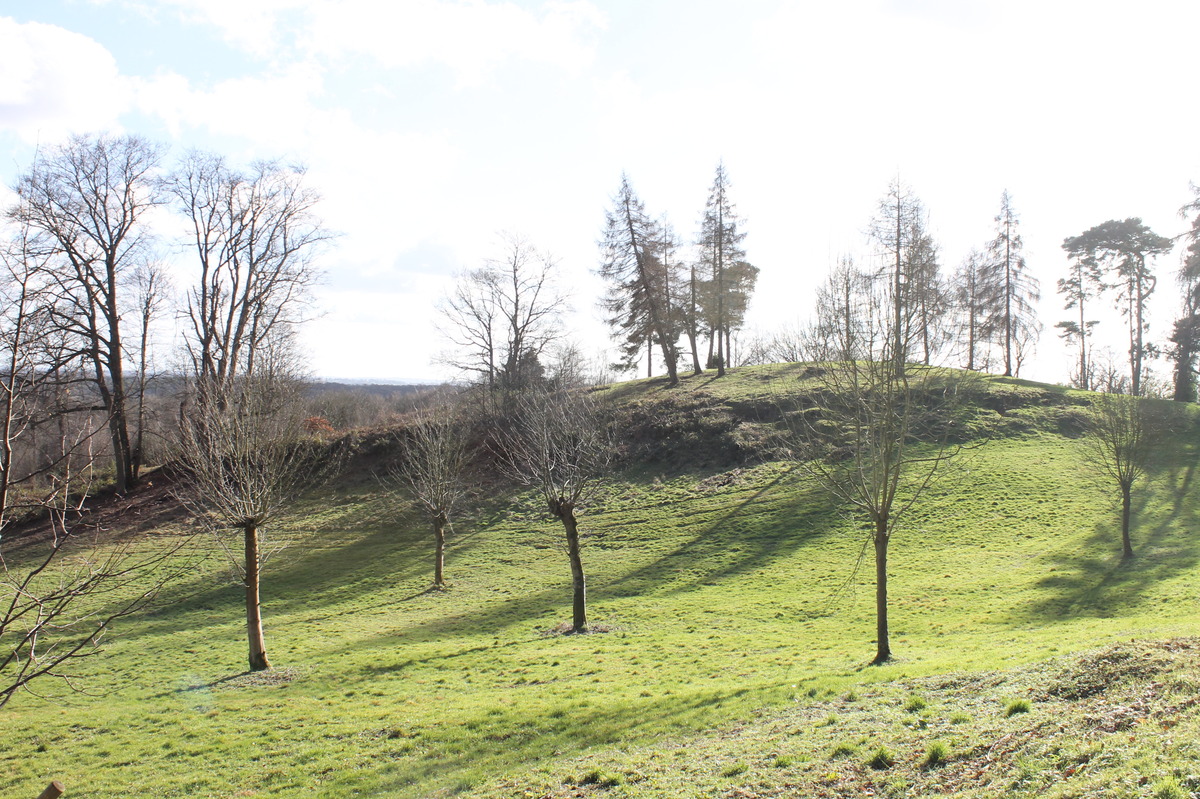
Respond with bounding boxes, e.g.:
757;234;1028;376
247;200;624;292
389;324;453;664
175;364;330;671
384;406;470;589
438;233;567;397
1083;391;1162;560
1;227;183;708
790;276;976;664
8;133;167;493
165;152;328;394
500;383;611;633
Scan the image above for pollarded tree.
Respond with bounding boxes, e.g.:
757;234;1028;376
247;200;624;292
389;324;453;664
984;191;1040;377
384;406;470;589
499;381;611;633
1063;219;1173;396
8;133;167;492
792;275;976;664
696;162;751;376
599;175;680;385
176;358;333;671
1084;391;1163;560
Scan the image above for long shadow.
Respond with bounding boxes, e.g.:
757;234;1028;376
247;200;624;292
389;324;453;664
337;472;840;651
602;472;839;600
118;501;495;642
347;678;786;799
1006;444;1200;624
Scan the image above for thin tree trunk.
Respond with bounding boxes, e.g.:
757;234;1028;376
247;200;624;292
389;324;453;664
1121;485;1134;560
245;523;271;671
873;523;891;664
688;267;703;375
560;509;587;633
433;514;446;588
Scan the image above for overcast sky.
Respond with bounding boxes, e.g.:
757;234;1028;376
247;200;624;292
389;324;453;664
2;0;1198;384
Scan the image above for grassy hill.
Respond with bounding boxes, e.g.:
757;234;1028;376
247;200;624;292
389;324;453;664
2;364;1199;798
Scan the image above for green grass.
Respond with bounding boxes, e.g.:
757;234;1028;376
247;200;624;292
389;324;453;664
2;368;1200;797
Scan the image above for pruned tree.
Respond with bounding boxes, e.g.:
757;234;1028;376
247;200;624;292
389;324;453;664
791;275;975;664
1063;219;1173;396
1083;391;1163;560
499;383;611;633
696;162;752;376
384;406;470;589
599;174;680;385
165;152;328;396
175;364;331;671
438;233;566;397
8;133;167;493
984;191;1040;377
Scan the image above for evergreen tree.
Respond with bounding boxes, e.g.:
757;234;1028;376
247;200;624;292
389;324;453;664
983;191;1040;377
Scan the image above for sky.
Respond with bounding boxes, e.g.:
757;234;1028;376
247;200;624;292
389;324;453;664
1;0;1198;384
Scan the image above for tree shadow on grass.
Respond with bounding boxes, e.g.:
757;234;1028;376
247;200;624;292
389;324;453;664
1004;453;1200;624
602;471;838;600
338;680;781;799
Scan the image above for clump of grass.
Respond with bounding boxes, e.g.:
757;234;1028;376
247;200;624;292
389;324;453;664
868;746;896;770
1004;698;1032;717
816;713;838;728
844;689;859;702
950;711;972;724
923;740;949;768
720;762;748;777
830;741;858;759
772;755;794;768
1154;776;1186;799
578;768;621;787
903;695;927;713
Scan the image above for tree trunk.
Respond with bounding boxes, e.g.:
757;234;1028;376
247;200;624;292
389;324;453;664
245;523;271;671
1121;485;1134;560
872;522;891;664
560;508;588;633
433;514;446;588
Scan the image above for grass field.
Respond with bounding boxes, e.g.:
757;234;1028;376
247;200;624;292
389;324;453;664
2;368;1199;797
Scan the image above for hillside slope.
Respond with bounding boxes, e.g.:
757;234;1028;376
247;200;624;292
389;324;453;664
1;365;1198;798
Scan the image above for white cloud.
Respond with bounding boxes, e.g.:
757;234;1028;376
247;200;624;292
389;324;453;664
301;0;605;85
122;0;604;84
0;17;132;140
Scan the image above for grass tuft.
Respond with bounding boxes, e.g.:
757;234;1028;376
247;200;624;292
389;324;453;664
1004;698;1032;717
867;746;896;770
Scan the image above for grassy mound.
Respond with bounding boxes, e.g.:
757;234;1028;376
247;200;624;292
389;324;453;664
1;365;1198;798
